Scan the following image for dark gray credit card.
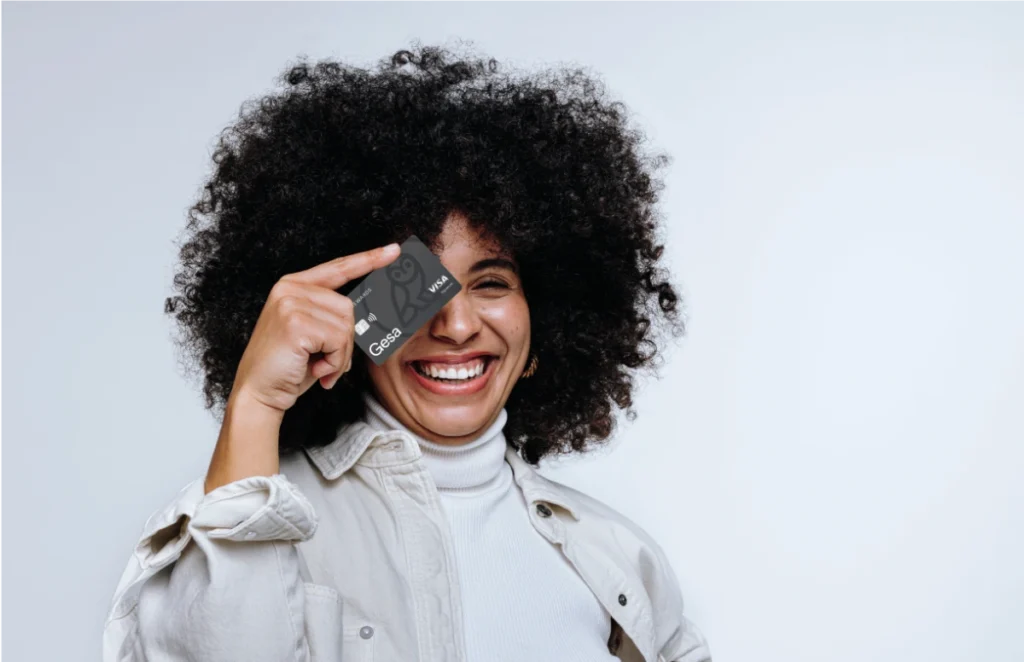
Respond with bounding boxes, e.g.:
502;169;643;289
340;235;461;365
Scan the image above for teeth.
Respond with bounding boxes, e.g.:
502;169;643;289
415;358;489;381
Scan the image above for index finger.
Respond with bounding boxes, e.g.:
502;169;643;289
286;243;401;290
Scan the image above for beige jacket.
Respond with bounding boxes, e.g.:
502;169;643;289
103;416;711;662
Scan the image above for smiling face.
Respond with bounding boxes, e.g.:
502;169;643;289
365;213;531;445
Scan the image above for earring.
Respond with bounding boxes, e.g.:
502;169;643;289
521;353;539;379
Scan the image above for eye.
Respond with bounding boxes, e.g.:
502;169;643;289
476;279;508;289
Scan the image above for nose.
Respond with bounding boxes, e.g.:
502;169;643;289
428;290;482;345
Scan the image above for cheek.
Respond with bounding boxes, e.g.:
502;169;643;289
480;298;531;350
365;359;399;386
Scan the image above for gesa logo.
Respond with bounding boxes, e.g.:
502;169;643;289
369;328;403;356
427;275;449;293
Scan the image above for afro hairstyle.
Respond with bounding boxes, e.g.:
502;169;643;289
164;42;685;465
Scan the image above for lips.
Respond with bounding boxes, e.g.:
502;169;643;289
405;354;497;395
409;351;496;364
413;357;489;380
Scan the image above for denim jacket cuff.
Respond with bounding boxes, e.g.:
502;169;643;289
194;473;319;542
133;474;318;571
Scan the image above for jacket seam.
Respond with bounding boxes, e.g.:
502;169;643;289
105;591;139;624
413;467;442;661
115;609;142;659
266;503;306;539
273;540;302;658
427;466;465;661
200;483;270;507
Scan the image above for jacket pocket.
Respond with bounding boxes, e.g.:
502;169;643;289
341;623;376;662
303;582;376;662
304;582;344;661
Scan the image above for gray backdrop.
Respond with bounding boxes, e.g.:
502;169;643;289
4;2;1023;660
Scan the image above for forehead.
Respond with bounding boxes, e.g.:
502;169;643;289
431;213;512;263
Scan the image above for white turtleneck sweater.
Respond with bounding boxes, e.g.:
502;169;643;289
360;392;617;661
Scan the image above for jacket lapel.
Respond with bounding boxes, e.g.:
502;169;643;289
505;447;658;662
303;420;383;480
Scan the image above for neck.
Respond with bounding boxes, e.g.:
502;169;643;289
360;391;509;493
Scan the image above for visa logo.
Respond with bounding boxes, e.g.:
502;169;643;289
427;275;449;293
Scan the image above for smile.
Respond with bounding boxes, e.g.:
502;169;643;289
406;356;497;395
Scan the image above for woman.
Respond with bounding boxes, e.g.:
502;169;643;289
103;45;711;662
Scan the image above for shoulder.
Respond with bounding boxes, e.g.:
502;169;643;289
544;474;677;572
540;471;684;590
510;449;663;550
540;474;712;661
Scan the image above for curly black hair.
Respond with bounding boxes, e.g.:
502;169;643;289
165;42;685;466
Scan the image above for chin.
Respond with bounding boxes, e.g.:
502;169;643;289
414;403;494;438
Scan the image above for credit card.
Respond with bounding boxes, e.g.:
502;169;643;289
340;235;461;365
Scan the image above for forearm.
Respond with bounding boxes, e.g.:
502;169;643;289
204;389;285;494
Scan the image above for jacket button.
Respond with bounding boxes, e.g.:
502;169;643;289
536;503;553;518
618;593;627;606
359;625;374;639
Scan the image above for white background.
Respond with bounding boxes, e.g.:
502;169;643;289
4;3;1022;661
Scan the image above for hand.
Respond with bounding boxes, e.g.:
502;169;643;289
231;242;401;415
203;242;401;495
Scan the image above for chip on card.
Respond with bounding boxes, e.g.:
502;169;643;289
340;235;461;365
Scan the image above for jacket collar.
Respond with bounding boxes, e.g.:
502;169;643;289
303;419;381;480
504;446;582;522
303;414;583;522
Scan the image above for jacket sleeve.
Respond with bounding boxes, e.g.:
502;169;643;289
652;541;712;662
102;473;319;662
662;613;711;662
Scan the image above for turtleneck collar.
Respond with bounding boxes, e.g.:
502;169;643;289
360;391;509;493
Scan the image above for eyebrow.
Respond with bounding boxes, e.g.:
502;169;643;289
469;257;519;275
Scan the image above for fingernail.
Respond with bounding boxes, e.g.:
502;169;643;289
384;243;400;254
